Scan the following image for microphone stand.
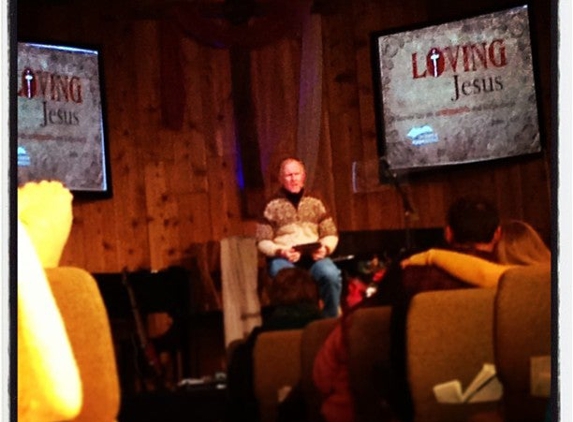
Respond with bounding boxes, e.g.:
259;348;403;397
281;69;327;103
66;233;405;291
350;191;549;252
380;159;416;255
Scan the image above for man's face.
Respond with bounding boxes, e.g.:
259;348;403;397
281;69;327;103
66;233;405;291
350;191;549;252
280;160;306;194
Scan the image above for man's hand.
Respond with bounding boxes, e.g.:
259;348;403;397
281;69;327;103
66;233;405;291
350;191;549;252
278;248;302;263
400;250;432;268
312;244;328;261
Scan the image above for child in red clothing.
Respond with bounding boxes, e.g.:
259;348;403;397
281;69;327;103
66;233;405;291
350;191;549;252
313;322;354;422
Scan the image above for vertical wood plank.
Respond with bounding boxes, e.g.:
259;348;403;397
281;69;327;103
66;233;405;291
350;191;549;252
519;158;551;241
312;100;337;219
179;39;209;194
178;192;213;246
78;198;118;272
60;202;87;267
352;0;393;229
168;132;206;194
322;2;365;230
106;21;151;272
206;155;231;240
220;154;244;235
212;48;236;157
250;38;300;189
159;20;185;130
144;160;181;270
407;181;447;228
353;0;385;161
134;20;165;162
199;47;235;159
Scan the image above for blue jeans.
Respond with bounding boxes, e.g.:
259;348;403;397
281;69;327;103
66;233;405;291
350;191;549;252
268;257;342;318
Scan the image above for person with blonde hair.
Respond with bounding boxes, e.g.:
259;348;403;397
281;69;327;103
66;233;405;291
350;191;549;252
402;219;550;288
496;219;551;265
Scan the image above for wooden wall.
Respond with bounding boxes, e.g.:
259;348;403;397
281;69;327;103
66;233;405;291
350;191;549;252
17;0;554;276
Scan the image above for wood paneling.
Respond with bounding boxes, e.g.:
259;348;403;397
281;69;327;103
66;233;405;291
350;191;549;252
250;38;301;195
18;0;553;278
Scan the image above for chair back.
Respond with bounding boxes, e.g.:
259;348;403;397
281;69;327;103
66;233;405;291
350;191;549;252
300;318;338;422
347;306;393;422
46;267;121;422
407;288;498;422
253;329;303;422
494;265;551;422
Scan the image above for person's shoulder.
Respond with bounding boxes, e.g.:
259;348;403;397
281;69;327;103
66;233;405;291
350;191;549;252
302;189;325;201
259;190;288;213
300;191;332;211
266;189;290;204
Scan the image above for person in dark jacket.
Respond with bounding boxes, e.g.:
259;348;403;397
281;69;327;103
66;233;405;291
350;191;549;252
225;267;322;422
313;196;502;422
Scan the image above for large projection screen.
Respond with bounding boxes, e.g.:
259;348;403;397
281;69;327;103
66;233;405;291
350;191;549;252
371;5;541;174
17;41;112;196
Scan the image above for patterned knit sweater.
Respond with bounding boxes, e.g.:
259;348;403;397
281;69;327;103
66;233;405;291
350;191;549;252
256;188;339;257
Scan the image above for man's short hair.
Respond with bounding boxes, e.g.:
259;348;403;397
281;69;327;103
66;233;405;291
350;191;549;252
447;196;500;245
279;157;305;176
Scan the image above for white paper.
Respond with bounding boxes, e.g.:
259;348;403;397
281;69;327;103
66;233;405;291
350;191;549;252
433;380;464;403
433;363;503;403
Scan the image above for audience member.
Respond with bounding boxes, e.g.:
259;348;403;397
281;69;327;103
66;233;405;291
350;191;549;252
256;157;342;317
225;267;322;422
313;196;502;422
402;219;551;288
495;219;551;265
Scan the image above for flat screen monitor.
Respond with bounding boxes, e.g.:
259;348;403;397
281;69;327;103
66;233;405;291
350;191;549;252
17;41;112;197
370;5;542;181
